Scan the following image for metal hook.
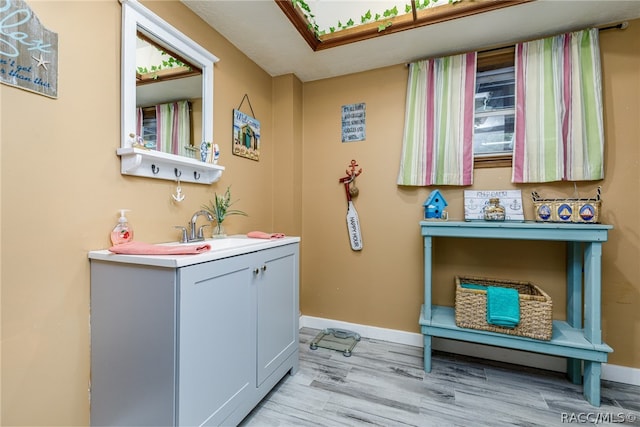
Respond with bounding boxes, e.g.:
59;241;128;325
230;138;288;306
151;164;160;174
194;171;201;181
174;168;182;178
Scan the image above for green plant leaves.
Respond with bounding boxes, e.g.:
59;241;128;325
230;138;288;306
291;0;451;38
361;9;372;24
203;186;247;224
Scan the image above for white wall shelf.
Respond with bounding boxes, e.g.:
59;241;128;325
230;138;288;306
117;147;224;184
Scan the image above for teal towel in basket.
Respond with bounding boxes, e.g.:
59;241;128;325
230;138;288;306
460;283;487;291
486;286;520;328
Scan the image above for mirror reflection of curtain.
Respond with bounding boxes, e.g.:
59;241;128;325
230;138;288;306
135;100;192;153
156;100;191;155
512;28;604;183
136;107;143;139
397;52;477;186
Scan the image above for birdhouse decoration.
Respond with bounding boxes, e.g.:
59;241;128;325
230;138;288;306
423;189;448;220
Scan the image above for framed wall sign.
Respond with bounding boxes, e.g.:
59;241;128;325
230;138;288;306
0;0;58;98
341;103;365;142
232;108;260;161
464;189;524;221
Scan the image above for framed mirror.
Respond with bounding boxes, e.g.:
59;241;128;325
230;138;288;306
118;0;223;184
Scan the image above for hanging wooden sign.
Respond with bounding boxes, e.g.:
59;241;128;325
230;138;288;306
232;95;260;161
0;0;58;98
341;103;365;143
232;109;261;161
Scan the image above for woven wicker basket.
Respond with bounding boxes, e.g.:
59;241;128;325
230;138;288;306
454;276;553;341
531;187;601;223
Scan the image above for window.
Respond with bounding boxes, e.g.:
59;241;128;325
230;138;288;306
277;0;530;51
136;32;201;84
474;67;515;156
474;47;515;168
140;107;158;147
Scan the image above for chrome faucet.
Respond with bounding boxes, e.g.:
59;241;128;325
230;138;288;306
190;210;214;241
175;210;214;243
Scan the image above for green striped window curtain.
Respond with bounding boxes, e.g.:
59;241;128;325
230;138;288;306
156;100;191;156
397;52;477;186
512;28;604;183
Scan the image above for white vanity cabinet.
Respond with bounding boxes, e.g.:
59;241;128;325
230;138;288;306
89;239;299;426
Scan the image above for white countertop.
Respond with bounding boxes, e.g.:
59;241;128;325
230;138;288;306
88;235;300;268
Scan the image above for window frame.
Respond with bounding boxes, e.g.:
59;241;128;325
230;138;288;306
275;1;533;52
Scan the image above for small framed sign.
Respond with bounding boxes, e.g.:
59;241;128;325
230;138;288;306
341;103;365;143
464;190;524;221
232;109;260;161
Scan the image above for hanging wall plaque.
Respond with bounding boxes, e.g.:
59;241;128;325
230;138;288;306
232;94;260;161
341;103;365;143
0;0;59;98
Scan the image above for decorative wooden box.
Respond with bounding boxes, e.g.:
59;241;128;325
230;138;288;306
531;187;601;223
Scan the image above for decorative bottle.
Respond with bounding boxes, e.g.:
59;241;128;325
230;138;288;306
484;198;506;221
110;209;134;245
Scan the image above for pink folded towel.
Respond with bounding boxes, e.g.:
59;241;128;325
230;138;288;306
108;241;211;255
247;231;286;239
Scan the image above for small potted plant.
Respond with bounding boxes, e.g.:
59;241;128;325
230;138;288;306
203;186;247;238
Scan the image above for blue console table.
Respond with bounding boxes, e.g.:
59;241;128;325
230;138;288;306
419;221;613;406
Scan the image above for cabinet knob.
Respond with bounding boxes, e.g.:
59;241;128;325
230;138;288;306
261;265;267;272
253;268;260;275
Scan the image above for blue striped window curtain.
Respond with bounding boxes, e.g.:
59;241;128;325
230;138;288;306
512;28;604;183
397;52;477;186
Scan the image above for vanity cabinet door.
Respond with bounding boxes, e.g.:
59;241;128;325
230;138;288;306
177;253;256;427
255;244;299;386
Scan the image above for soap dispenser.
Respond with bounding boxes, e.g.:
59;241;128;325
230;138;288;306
110;209;134;245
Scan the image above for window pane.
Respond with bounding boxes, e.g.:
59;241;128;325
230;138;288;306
142;115;157;149
474;66;515;157
474;113;514;156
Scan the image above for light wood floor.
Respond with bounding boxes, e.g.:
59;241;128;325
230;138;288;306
241;328;640;427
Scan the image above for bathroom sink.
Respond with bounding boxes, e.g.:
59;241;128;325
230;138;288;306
204;237;266;250
173;237;266;250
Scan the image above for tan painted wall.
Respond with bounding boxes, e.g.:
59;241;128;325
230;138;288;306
301;22;640;369
0;1;638;425
0;1;282;425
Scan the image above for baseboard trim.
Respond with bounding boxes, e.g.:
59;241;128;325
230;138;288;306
300;315;640;387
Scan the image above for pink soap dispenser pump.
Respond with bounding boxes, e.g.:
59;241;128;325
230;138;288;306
110;209;134;245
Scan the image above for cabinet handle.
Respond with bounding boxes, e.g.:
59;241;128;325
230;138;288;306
253;268;260;275
261;265;267;272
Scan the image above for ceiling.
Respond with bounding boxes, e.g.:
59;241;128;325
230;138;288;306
182;0;640;82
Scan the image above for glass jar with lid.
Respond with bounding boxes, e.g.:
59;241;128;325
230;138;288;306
484;198;506;221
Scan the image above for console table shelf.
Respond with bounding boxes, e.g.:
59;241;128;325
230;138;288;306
419;221;613;407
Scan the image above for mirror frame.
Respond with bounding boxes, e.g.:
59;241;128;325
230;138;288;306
118;0;223;184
